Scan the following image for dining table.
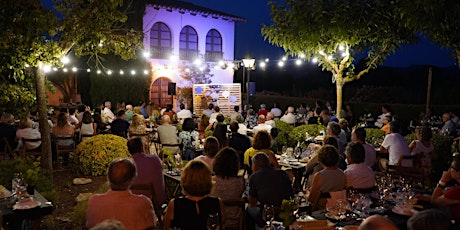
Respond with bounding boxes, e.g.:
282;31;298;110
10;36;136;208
163;169;182;200
1;190;53;230
277;155;307;193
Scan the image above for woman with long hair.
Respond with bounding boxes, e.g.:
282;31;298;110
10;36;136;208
243;130;280;172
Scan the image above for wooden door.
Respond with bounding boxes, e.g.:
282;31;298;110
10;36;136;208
150;77;173;109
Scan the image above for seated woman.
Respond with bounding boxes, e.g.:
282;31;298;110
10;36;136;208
243;130;280;174
179;118;200;160
164;160;225;230
211;147;245;229
211;114;229;148
305;136;339;188
409;125;435;185
15;118;41;151
196;136;220;170
129;114;147;139
197;114;210;139
307;144;346;211
52;113;75;164
79;111;95;141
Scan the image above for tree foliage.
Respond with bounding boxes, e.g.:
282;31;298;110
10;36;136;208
262;0;416;116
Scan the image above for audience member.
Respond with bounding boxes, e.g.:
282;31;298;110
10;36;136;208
209;106;221;124
228;121;251;166
380;115;392;134
68;107;79;126
211;147;245;229
235;114;248;135
127;138;166;217
252;115;272;134
16;118;41;151
197;114;210;139
351;127;376;168
374;105;392;128
128;114;147;145
270;102;282;119
157;115;179;153
196;136;219;170
409;125;435;184
280;106;296;125
229;105;240;121
344;142;376;189
124;104;134;122
211;114;228;148
379;121;411;170
178;117;199;160
358;214;398;230
110;110;130;138
80;111;95;141
164;160;224;230
244;108;257;129
257;104;268;117
265;112;276;128
89;219;125;230
441;112;457;136
102;101;115;124
86;158;157;229
162;104;176;123
305;136;339;188
176;104;192;124
52;113;75;164
244;130;280;171
202;103;214;118
407;209;452;230
320;109;338;125
0;113;18;153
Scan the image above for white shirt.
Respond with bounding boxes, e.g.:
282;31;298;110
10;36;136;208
280;113;296;124
238;123;248;136
176;109;192;124
16;128;41;150
265;120;276;128
344;163;376;189
103;107;115;124
375;112;391;128
252;123;272;135
68;114;79;125
362;142;377;167
381;133;410;166
209;112;220;124
270;108;282;118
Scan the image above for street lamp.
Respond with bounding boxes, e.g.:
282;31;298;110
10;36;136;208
242;53;255;107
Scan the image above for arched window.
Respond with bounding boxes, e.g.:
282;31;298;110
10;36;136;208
150;22;172;59
205;29;223;61
179;26;198;60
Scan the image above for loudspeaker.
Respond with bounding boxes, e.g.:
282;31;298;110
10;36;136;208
248;82;256;96
168;82;176;95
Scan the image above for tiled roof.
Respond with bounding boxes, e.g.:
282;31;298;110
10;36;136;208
146;0;246;22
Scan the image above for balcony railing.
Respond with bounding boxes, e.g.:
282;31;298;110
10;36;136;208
205;51;223;62
179;49;199;61
150;46;173;59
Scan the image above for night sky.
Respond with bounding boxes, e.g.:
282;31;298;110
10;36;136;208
41;0;457;67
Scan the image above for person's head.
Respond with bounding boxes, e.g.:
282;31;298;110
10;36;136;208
260;104;266;110
57;112;68;127
287;106;294;113
180;104;185;110
213;147;240;179
318;144;339;167
166;104;173;112
216;114;225;122
78;104;86;113
180;160;213;196
252;152;270;171
266;112;274;120
415;125;432;142
359;214;398;230
338;118;349;130
327;122;341;137
69;107;76;115
117;110;125;119
162;115;171;124
235;114;244;123
442;112;451;122
200;114;209;127
229;120;239;133
345;142;365;164
60;107;69;114
131;114;143;127
18;118;33;129
214;106;220;113
381;105;391;114
257;115;266;124
234;105;239;112
105;101;112;108
270;127;279;138
182;118;195;132
82;111;93;124
90;219;126;230
345;104;352;111
204;136;220;158
125;104;133;111
208;103;214;110
252;130;271;150
107;158;137;191
352;127;366;143
323;136;339;149
133;106;142;115
389;121;400;133
320;109;331;120
449;154;460;182
407;209;452;230
1;113;14;125
383;115;392;125
127;137;144;155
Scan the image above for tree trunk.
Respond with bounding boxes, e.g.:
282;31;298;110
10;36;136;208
335;74;344;119
35;66;53;181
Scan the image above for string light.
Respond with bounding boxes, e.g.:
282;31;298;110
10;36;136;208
278;61;284;67
62;56;70;64
72;67;77;72
63;68;68;72
295;59;302;65
42;65;52;73
130;70;136;75
107;70;113;75
143;51;150;58
97;70;102;74
119;70;124;75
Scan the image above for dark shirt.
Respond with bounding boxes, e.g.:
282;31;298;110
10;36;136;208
110;119;130;137
172;196;221;230
212;123;228;147
249;167;294;207
229;133;251;165
0;123;18;150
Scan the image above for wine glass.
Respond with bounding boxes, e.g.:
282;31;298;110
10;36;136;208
262;204;275;228
294;147;302;160
206;213;220;230
282;146;287;156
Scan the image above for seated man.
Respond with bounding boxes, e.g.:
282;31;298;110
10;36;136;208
344;142;376;189
110;110;130;138
252;115;272;135
86;158;157;229
157;115;180;153
176;103;192;125
127;138;166;217
228;121;251;166
351;127;376;168
246;152;294;229
379;121;411;170
280;106;296;125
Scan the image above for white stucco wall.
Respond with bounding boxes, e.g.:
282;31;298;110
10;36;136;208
143;6;236;86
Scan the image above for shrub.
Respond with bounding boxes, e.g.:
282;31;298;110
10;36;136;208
0;157;56;200
74;134;131;176
274;120;294;147
289;124;325;147
365;128;386;147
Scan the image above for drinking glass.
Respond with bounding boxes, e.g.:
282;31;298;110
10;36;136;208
207;213;220;230
295;147;302;159
262;204;275;228
282;146;287;155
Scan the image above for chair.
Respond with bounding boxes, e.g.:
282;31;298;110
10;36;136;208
1;137;14;160
80;133;94;142
160;143;182;161
222;199;245;230
129;133;151;154
20;138;42;158
53;135;76;164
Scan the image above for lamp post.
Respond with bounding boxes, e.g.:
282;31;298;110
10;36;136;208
242;53;255;107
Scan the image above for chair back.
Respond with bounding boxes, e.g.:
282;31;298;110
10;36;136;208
222;199;245;230
20;138;42;158
387;165;424;185
325;190;348;210
1;137;13;160
129;133;151;154
397;155;416;167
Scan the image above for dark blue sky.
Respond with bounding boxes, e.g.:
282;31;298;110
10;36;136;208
41;0;457;67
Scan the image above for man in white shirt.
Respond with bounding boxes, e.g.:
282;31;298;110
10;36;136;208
344;142;376;189
351;127;376;168
252;115;272;135
102;101;115;124
209;106;221;124
270;102;283;119
374;105;392;128
380;121;411;170
280;106;296;125
202;103;214;118
176;104;192;124
265;112;276;128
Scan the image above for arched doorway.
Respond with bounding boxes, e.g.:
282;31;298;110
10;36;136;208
150;77;173;109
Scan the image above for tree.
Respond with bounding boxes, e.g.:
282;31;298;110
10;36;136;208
407;0;460;66
262;0;416;117
0;0;143;176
